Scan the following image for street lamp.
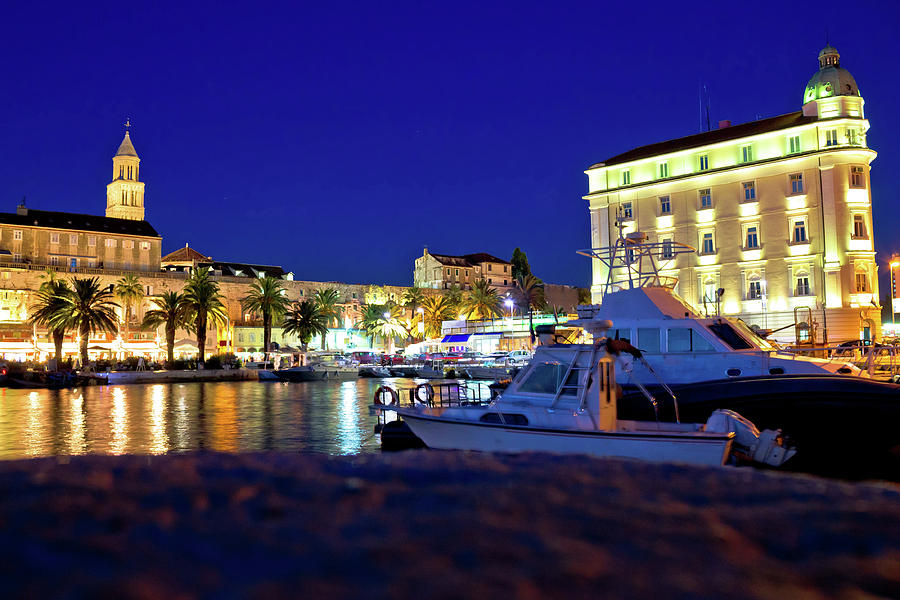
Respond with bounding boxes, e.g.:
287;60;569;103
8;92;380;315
890;259;900;325
504;298;514;318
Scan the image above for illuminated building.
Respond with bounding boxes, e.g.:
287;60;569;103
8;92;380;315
584;45;878;343
414;248;513;290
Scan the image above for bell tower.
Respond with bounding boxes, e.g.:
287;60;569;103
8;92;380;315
106;120;145;221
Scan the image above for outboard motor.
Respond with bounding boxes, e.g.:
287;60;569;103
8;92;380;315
705;409;797;467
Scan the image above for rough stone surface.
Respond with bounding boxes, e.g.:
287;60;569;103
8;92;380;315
0;452;898;599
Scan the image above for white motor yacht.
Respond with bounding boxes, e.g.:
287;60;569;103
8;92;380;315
375;336;796;468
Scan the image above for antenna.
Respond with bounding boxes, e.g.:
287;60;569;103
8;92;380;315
699;84;711;132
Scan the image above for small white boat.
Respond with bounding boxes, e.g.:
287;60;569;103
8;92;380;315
375;332;796;468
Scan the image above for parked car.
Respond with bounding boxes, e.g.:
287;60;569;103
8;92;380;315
506;350;532;365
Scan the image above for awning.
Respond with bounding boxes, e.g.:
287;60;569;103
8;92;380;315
472;332;502;338
441;334;471;343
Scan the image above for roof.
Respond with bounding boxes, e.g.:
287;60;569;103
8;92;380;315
161;245;210;263
428;252;511;267
115;132;138;158
590;111;817;169
0;208;160;237
199;260;287;279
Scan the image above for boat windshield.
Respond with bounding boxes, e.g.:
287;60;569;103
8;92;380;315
728;319;776;351
518;362;579;396
707;321;753;350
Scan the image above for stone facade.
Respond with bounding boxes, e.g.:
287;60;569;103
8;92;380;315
413;248;513;291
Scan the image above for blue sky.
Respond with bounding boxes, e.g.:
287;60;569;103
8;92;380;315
2;1;897;289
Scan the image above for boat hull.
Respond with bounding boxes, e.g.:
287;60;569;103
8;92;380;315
619;374;900;478
400;412;733;466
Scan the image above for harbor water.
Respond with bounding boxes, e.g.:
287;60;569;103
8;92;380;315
0;380;435;459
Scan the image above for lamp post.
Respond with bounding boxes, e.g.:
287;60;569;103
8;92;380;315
890;258;900;325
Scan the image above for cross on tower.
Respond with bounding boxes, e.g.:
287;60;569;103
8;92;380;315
124;118;131;131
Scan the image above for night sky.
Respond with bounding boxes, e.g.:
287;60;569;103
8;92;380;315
2;1;898;289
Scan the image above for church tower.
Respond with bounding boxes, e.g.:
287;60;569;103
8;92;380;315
105;121;145;221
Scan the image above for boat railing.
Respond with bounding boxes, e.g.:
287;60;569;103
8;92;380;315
373;381;494;409
781;343;900;380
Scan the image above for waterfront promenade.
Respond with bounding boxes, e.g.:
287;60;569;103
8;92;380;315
1;451;897;598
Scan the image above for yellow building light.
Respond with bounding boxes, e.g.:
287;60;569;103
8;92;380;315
788;243;812;257
656;215;674;229
695;209;714;224
846;188;870;205
739;202;759;218
786;195;807;211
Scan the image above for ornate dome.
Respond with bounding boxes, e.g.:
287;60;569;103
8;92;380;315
803;45;860;104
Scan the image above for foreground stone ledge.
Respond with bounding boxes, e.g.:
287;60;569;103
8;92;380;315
0;452;898;599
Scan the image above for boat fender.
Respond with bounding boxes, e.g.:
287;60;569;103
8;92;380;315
374;385;399;406
415;383;434;404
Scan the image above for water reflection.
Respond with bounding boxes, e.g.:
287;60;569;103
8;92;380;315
0;379;393;459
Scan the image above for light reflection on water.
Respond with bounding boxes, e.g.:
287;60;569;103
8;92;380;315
0;379;416;459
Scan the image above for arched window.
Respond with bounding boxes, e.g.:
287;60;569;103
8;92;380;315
746;270;763;300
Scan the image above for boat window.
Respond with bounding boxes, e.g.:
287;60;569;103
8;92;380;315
667;328;715;352
637;328;660;353
708;322;753;350
480;413;529;425
611;328;632;343
518;362;568;395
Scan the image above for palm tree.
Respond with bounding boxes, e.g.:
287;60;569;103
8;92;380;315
114;273;144;339
179;267;227;368
463;279;502;320
421;295;454;339
514;274;545;345
313;288;342;350
357;304;386;348
142;291;187;366
241;276;290;361
282;300;329;352
373;305;408;354
444;284;463;314
402;286;425;316
28;279;72;367
58;277;120;367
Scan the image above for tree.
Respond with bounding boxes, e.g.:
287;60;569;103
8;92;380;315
444;284;463;314
114;273;144;340
511;247;532;281
373;304;408;354
282;300;328;352
241;276;290;361
142;291;187;366
463;279;502;320
514;274;545;345
28;279;72;366
179;267;227;368
357;304;386;348
402;286;425;315
313;288;342;350
577;287;592;305
421;295;454;339
58;277;120;367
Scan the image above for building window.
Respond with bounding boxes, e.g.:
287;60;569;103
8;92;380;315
661;239;674;260
855;272;869;293
853;214;868;239
622;170;631;185
123;240;134;249
106;239;117;248
658;162;669;178
487;264;492;272
698;154;709;171
88;236;96;247
745;226;759;249
455;268;459;276
50;233;60;244
13;253;21;262
825;129;838;147
446;269;450;276
503;279;508;285
700;232;715;255
50;256;59;266
740;145;753;163
119;166;124;178
621;202;633;220
140;241;150;250
465;269;470;277
796;276;811;296
352;292;357;299
503;265;508;273
69;234;78;245
13;230;21;241
488;278;492;284
659;196;671;215
850;166;865;188
742;181;756;201
699;188;712;209
748;280;762;300
789;135;801;154
123;261;131;270
789;173;804;195
145;286;153;296
848;129;859;146
793;220;807;244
